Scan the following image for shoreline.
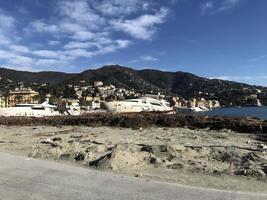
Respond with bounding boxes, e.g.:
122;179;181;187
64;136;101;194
0;113;266;134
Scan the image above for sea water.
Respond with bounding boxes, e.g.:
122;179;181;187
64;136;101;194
199;106;267;120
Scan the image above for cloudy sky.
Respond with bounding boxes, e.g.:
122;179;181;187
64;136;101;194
0;0;267;85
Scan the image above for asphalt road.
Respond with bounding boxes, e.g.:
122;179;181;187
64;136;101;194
0;152;266;200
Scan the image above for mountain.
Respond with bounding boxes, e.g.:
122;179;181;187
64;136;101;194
1;65;266;106
0;67;76;85
66;65;266;105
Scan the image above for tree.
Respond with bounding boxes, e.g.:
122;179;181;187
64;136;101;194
49;95;59;105
32;94;47;103
63;85;78;99
14;95;23;104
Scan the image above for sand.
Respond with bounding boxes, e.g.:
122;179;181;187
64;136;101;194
0;125;266;192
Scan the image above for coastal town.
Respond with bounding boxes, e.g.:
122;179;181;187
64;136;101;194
0;79;224;116
0;75;265;117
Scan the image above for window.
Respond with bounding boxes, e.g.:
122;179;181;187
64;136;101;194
150;102;162;106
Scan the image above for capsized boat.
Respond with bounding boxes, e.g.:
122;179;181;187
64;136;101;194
0;102;60;117
103;97;174;113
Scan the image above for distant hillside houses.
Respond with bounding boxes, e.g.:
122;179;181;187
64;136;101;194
172;97;220;109
0;78;223;111
0;79;223;110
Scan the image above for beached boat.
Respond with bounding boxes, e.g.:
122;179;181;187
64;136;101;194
103;97;173;113
176;106;210;114
0;102;60;117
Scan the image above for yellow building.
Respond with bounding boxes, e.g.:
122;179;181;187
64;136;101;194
6;88;39;107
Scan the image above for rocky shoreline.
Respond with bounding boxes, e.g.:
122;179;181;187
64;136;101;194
0;113;266;134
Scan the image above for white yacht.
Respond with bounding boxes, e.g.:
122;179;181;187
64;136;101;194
103;97;174;113
176;106;210;114
0;102;60;117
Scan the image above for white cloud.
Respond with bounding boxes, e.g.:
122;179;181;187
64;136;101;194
141;56;158;62
111;8;169;40
57;0;106;30
0;12;16;30
32;50;61;58
64;41;94;50
0;0;174;71
0;11;18;46
9;55;34;66
129;55;158;63
59;22;85;33
0;49;34;69
9;45;30;54
64;49;95;58
26;20;60;34
96;40;131;54
70;31;95;41
93;0;149;16
48;40;60;46
201;0;241;15
200;2;214;15
35;58;67;66
0;34;11;45
25;0;170;42
210;76;267;85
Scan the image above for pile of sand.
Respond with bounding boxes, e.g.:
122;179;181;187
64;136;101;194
28;134;267;179
1;125;267;191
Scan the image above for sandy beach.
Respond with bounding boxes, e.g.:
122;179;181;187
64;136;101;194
0;125;266;192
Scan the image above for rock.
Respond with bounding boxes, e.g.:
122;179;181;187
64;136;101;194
135;173;143;178
258;144;267;152
167;162;185;169
212;169;221;175
241;152;260;162
70;135;83;139
149;156;161;164
74;151;85;161
235;167;265;178
40;138;59;147
235;152;266;178
52;137;62;142
221;129;232;133
260;164;267;174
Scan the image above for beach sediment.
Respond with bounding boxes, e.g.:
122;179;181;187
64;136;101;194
0;121;267;192
0;113;267;191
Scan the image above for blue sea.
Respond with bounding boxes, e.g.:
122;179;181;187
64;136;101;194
198;106;267;120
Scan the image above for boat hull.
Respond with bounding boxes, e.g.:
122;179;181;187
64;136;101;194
103;101;173;113
0;107;60;117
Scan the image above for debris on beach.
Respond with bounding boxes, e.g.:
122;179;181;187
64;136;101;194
1;124;267;191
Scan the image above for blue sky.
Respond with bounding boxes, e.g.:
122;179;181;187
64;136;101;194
0;0;267;86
